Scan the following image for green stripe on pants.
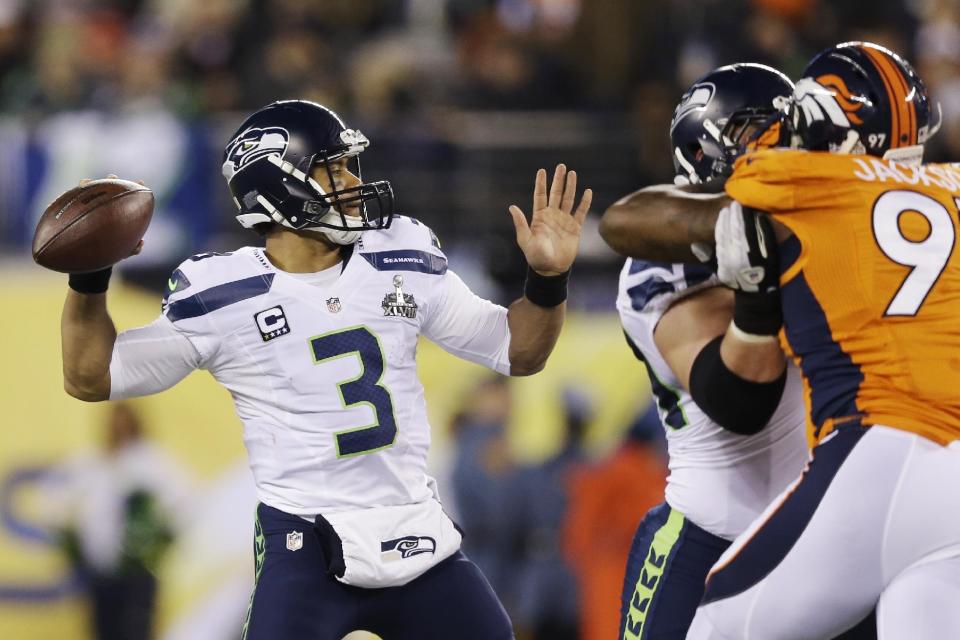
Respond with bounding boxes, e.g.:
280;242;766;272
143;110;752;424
241;510;266;640
623;508;685;640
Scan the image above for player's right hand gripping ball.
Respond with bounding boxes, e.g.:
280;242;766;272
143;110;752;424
32;178;154;273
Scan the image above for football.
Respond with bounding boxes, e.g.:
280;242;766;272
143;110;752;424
32;178;154;273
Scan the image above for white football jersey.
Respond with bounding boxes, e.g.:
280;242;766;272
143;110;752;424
110;217;511;519
617;259;808;540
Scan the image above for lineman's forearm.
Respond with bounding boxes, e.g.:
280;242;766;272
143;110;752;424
61;290;116;400
599;184;729;262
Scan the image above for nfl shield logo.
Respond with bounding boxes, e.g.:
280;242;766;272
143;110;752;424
326;297;342;313
286;531;303;551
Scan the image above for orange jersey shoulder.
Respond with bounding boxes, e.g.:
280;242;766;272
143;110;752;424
727;151;960;446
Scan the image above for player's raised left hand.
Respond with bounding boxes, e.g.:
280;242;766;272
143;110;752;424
509;164;592;276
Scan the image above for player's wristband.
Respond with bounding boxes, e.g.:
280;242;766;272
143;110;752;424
68;267;113;294
524;268;569;308
732;289;782;337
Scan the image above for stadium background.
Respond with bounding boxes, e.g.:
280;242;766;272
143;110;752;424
0;0;958;638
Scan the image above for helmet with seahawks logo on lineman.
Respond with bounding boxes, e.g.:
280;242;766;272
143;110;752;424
222;100;394;244
670;63;794;184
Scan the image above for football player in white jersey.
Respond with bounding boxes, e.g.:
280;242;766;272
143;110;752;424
59;100;592;640
604;65;878;640
606;65;811;640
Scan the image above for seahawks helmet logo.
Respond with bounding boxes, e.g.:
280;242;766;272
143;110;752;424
670;82;716;133
222;126;290;180
380;536;436;561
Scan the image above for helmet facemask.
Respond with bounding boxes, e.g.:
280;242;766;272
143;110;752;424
268;130;393;244
696;101;792;179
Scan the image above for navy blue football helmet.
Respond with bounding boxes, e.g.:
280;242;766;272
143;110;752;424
791;41;941;165
670;63;794;183
222;100;394;243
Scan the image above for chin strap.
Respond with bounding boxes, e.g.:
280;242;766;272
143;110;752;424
305;225;363;245
308;210;366;245
673;151;700;185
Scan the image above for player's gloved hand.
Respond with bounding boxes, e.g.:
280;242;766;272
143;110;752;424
715;201;782;337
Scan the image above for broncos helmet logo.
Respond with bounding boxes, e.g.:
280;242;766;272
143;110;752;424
792;77;859;131
222;126;290;181
815;74;866;125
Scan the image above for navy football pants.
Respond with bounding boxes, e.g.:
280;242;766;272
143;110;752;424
619;502;877;640
242;503;514;640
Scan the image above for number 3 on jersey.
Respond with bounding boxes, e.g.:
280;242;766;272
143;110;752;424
872;190;960;316
310;326;398;458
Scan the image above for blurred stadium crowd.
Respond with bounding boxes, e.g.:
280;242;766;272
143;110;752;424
3;0;960;638
4;0;960;303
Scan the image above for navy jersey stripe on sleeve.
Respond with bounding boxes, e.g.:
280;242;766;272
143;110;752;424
360;250;448;275
627;278;676;312
166;273;275;322
625;261;715;312
625;261;676;311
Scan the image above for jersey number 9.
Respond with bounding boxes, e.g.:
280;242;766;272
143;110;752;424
872;190;960;316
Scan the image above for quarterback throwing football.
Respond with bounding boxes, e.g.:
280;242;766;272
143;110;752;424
59;100;591;639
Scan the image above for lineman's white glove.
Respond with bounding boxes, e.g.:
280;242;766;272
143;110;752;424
714;201;782;336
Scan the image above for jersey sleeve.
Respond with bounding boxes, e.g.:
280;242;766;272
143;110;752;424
726;149;857;215
616;259;719;347
109;315;202;400
420;269;511;375
159;257;226;362
726;150;800;213
110;256;234;400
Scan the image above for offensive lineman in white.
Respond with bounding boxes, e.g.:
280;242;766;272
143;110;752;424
602;65;811;640
59;100;592;640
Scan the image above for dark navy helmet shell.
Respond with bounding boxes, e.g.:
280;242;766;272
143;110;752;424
222;100;394;243
792;41;941;165
670;63;794;183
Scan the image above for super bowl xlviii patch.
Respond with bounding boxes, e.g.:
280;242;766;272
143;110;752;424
380;535;436;562
254;305;291;342
286;530;303;551
382;275;418;319
326;297;342;313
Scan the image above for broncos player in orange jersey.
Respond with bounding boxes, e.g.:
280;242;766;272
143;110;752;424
603;42;960;639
